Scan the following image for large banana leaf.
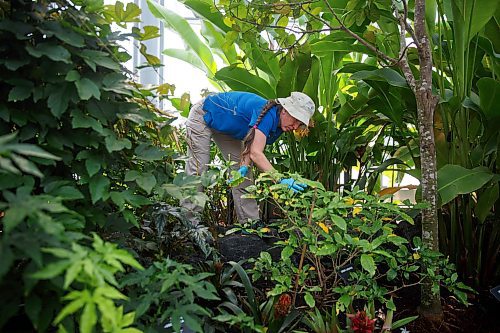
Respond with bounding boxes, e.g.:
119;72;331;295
214;66;276;99
350;68;408;88
147;0;217;77
200;21;237;64
180;0;229;33
446;0;499;43
310;40;376;57
477;77;500;120
437;164;495;205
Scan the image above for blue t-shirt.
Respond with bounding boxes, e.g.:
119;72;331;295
202;92;282;144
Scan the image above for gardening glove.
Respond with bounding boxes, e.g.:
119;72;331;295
280;177;307;193
227;165;249;184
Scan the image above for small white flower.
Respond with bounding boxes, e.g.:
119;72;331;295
400;327;410;333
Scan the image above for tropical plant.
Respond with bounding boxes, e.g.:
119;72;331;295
121;258;220;333
0;0;184;330
245;172;472;324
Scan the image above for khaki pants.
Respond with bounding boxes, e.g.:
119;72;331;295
183;99;260;223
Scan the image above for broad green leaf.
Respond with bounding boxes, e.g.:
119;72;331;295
350;68;409;88
25;43;71;63
163;48;207;74
134;144;165;161
75;78;101;100
136;173;156;194
451;0;498;43
438;165;494;205
477;77;500;119
181;0;230;33
85;155;101;177
8;82;33;102
47;83;71;117
38;21;85;47
475;182;499;223
360;254;376;276
105;134;132;152
8;143;60;160
330;214;347;231
310;40;375;57
304;292;315;308
215;66;276;99
200;20;237;64
89;174;110;204
147;0;217;76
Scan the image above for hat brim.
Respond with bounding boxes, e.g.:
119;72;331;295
277;97;311;126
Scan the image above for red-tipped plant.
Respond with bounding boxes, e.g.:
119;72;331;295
347;311;376;333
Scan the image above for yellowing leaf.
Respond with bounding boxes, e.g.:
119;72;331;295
309;266;316;271
353;207;362;216
413;252;421;260
344;197;356;205
318;222;330;233
223;16;234;27
260;227;271;233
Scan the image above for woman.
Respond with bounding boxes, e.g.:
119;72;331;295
184;91;315;224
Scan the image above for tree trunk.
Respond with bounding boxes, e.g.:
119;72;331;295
413;0;443;319
415;90;442;318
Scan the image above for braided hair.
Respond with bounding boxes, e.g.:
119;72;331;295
240;100;282;165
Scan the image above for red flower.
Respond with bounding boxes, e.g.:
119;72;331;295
347;310;376;333
274;293;292;318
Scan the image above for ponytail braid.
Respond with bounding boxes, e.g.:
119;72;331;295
240;100;281;165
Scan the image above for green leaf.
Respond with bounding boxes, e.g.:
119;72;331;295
438;165;494;205
75;78;101;100
391;315;419;330
304;292;316;308
311;40;375;57
475;182;499;223
89;175;110;204
350;68;408;88
25;43;71;63
54;293;88;324
47;83;71;117
134;144;165;161
85;155;101;177
11;154;43;177
65;70;80;82
477;77;500;119
136;173;156;194
163;48;208;74
105;134;132;152
330;214;347;231
80;302;97;333
281;246;294;260
215;66;276;99
8;82;33;102
360;254;376;276
31;260;71;280
132;25;160;41
147;0;217;76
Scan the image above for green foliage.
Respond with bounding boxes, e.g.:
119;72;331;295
0;1;183;331
121;259;220;333
245;172;472;319
32;234;143;333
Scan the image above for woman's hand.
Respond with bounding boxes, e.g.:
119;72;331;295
280;177;307;193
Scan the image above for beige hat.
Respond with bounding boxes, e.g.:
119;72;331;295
277;92;315;126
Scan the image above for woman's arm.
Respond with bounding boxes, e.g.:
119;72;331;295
242;129;274;172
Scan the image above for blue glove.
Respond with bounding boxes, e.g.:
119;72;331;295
280;178;307;193
237;165;249;177
228;165;249;184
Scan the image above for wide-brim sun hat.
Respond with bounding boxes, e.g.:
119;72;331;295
277;92;315;126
